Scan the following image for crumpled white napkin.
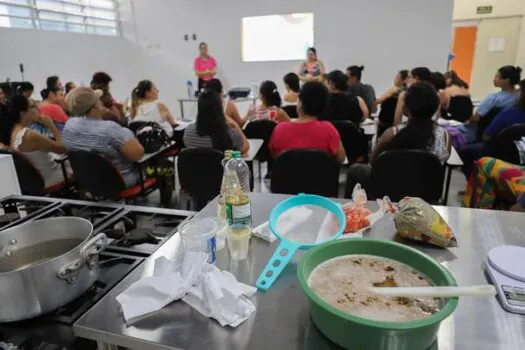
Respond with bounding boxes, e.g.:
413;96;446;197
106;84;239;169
116;252;257;327
252;206;313;242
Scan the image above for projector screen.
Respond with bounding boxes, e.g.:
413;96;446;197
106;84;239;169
242;13;314;62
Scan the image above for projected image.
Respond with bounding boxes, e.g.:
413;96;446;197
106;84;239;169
242;13;314;62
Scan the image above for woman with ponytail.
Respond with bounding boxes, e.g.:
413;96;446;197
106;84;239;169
346;83;451;191
129;80;177;137
245;80;290;123
0;95;72;188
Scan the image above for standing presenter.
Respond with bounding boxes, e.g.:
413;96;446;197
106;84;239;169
194;42;217;93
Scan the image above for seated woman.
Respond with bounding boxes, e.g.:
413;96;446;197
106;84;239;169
394;67;433;125
38;87;68;130
0;95;72;189
91;72;125;125
269;81;346;163
464;157;525;209
347;83;451;190
246;81;290;123
130;80;177;138
283;73;300;105
376;70;408;137
204;78;245;127
321;70;368;125
63;87;144;187
442;71;472;121
459;65;521;143
183;90;249;153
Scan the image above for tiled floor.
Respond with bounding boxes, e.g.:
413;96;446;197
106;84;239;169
145;161;468;210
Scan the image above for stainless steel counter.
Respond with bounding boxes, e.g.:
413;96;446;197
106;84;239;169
74;193;525;350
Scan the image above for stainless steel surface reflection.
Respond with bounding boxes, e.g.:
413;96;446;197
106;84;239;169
74;193;525;350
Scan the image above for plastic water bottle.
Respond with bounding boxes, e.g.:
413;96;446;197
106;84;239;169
186;80;193;98
224;151;252;236
216;150;234;250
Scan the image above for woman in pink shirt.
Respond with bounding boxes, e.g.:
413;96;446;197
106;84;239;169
270;81;346;163
194;42;217;92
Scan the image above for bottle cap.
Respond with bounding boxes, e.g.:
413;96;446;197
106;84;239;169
232;151;241;159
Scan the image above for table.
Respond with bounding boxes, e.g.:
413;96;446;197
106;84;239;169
244;139;264;162
0;154;21;197
360;119;377;136
179;96;257;120
137;143;177;164
443;147;464;205
74;192;525;350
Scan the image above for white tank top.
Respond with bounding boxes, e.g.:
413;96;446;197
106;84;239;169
133;101;173;137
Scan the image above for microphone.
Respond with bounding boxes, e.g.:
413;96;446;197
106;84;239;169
19;63;24;80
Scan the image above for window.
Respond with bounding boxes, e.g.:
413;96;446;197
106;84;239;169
0;0;120;36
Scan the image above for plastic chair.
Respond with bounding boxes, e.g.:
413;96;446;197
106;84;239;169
330;121;368;164
177;148;224;210
282;105;298;119
489;123;525;165
243;120;277;179
271;149;340;197
444;95;473;123
367;150;445;203
67;150;156;201
477;107;502;141
0;149;69;196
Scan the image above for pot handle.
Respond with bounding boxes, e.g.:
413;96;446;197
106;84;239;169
80;233;108;260
57;233;108;284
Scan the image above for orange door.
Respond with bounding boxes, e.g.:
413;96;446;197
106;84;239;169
450;26;477;85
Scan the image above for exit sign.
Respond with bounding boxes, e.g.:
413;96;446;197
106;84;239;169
477;5;493;14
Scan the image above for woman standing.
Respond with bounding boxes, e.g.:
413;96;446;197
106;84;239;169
194;42;217;92
298;48;325;82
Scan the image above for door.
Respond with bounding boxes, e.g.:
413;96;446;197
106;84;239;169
450;26;477;86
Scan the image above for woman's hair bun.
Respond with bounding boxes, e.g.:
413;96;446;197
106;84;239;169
359;66;365;71
516;66;522;75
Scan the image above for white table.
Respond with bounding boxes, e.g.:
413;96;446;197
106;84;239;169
0;154;21;197
244;139;264;162
178;96;257;120
360;119;377;136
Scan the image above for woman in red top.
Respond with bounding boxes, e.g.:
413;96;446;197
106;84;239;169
38;87;68;130
269;81;346;163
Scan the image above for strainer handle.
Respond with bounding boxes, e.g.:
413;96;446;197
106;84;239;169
256;241;299;291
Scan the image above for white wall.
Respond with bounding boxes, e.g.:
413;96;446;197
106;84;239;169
0;0;454;115
125;0;454;105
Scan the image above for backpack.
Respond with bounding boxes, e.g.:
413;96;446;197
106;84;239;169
134;122;171;153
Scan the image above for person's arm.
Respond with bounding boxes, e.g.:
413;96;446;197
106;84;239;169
22;129;65;154
314;60;326;82
357;96;369;121
335;142;346;163
366;86;378;114
37;115;63;144
375;86;397;105
276;108;290;122
157;102;177;125
483;109;510;141
371;127;395;161
228;122;249;154
468;94;495;124
226;101;244;127
297;62;310;82
393;91;406;126
120;138;144;162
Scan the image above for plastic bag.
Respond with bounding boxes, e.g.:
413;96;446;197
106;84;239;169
394;197;458;248
340;184;396;236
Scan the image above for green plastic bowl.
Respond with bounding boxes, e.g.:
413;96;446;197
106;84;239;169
297;238;458;350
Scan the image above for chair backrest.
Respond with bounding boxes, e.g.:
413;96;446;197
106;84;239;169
282;105;298;119
271;149;340;197
0;149;46;195
446;95;473;122
369;150;445;203
330;121;367;164
68;150;126;198
177;148;224;201
489;123;525;164
243;120;277;162
477;107;502;141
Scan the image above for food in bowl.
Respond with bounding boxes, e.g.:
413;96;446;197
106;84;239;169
308;254;440;322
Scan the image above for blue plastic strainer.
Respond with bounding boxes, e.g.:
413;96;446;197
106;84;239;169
256;194;345;291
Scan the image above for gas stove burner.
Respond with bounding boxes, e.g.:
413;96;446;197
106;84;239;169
32;203;122;228
0;198;60;231
98;208;188;257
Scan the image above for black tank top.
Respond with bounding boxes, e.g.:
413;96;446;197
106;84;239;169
321;92;363;125
378;95;398;125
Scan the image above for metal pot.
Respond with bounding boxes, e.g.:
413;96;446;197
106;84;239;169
0;217;107;322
